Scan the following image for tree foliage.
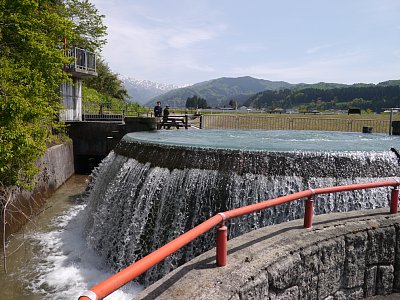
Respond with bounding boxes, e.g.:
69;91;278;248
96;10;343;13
82;85;144;116
0;0;107;189
83;58;129;101
63;0;107;51
245;85;400;112
60;2;127;103
228;99;237;109
0;0;75;188
185;95;208;109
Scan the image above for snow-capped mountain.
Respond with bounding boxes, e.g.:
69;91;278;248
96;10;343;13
120;76;182;105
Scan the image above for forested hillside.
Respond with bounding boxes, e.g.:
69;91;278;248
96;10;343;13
244;83;400;112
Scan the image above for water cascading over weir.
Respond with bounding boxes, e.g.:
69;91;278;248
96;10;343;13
82;130;400;286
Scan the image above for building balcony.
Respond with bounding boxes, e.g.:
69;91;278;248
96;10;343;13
64;47;97;78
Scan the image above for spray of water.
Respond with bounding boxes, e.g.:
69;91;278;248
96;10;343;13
21;203;141;299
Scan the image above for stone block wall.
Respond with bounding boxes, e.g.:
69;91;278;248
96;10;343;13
136;211;400;300
261;226;399;299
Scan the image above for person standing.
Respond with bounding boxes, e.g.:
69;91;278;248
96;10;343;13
154;101;162;117
154;101;162;129
163;105;170;121
161;105;170;129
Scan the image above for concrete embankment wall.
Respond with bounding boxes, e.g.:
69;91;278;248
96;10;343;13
2;142;74;240
67;118;156;173
137;208;400;299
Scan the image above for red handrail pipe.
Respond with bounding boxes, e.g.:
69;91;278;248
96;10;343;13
79;215;223;300
304;196;314;228
79;179;399;300
216;221;228;267
391;185;399;214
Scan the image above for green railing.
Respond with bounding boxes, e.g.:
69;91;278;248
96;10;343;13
82;102;149;121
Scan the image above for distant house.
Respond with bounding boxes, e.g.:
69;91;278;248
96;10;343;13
238;106;252;112
303;110;320;115
267;108;285;114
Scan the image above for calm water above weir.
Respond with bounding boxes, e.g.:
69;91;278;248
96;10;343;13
0;175;141;300
127;129;400;152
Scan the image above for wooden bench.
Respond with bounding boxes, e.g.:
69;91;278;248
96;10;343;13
159;116;189;129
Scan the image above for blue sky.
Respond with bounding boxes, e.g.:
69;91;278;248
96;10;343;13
91;0;400;86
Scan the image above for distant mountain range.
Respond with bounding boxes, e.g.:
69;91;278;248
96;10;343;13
122;75;400;109
143;76;296;107
120;76;182;105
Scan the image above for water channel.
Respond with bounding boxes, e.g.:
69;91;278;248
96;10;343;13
0;175;141;299
2;130;400;298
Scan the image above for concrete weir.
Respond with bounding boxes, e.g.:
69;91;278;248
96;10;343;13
136;208;400;299
83;131;400;286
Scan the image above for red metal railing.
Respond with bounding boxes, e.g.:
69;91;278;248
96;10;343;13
79;180;400;300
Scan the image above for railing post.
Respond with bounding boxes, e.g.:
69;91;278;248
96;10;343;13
389;108;394;135
390;185;399;214
304;195;314;228
74;47;77;68
216;222;227;267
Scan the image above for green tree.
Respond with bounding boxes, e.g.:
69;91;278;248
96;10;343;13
228;99;237;109
0;0;74;188
350;97;371;109
63;0;108;51
0;0;109;189
186;95;208;109
83;58;129;101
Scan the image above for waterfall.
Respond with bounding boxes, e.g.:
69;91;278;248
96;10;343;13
83;135;399;286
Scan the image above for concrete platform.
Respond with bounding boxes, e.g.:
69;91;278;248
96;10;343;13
136;208;400;299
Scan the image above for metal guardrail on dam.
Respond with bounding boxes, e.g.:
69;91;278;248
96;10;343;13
79;180;400;300
201;114;391;133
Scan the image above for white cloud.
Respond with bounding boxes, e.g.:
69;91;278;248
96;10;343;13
229;48;392;84
91;0;400;85
185;62;216;72
167;28;218;49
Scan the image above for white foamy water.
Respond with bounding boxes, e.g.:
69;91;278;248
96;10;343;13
25;203;143;299
0;175;144;300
